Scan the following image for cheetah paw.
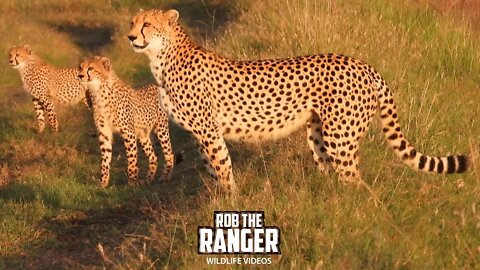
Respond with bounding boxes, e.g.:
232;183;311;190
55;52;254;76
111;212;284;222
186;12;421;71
128;179;147;187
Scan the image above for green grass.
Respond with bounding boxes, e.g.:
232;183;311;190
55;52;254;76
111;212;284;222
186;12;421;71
0;0;479;269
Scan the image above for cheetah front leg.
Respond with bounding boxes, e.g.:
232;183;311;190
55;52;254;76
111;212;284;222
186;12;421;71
97;126;113;188
83;90;93;110
153;117;175;181
42;98;59;132
32;98;45;133
121;128;141;186
194;124;236;193
139;135;158;184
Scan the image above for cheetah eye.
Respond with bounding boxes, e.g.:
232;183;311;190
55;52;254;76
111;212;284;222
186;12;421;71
130;21;134;27
143;22;150;28
87;67;93;72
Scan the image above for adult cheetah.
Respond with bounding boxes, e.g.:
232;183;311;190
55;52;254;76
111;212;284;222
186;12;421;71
9;45;91;133
128;9;469;192
78;56;177;187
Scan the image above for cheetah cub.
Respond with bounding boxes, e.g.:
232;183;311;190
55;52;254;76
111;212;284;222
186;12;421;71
78;56;176;187
9;45;91;133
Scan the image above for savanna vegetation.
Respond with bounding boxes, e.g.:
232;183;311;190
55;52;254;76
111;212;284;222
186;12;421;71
0;0;479;269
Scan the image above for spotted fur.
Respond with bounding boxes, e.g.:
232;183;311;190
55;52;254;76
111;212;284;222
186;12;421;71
128;9;469;192
9;45;91;133
79;56;176;187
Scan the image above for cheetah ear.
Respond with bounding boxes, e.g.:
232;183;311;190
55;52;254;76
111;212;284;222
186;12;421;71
164;9;179;26
23;44;31;55
139;8;144;12
100;57;111;71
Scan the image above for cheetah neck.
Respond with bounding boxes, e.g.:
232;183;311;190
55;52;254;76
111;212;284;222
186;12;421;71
17;55;45;77
88;82;116;131
86;81;104;100
147;26;199;85
16;56;50;93
105;71;125;90
148;50;168;85
85;76;112;107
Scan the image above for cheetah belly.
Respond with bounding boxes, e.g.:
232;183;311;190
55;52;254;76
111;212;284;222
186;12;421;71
49;70;85;105
219;109;312;142
55;86;85;104
133;116;152;139
133;107;157;139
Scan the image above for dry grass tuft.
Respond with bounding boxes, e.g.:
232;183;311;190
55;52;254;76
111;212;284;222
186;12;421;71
0;165;12;189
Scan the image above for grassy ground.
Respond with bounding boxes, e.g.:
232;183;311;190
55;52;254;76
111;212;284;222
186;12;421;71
0;0;479;269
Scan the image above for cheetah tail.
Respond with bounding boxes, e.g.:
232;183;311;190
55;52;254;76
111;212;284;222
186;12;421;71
375;78;469;174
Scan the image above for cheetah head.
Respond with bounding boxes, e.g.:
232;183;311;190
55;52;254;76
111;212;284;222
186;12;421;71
78;56;112;88
128;9;179;54
9;45;33;69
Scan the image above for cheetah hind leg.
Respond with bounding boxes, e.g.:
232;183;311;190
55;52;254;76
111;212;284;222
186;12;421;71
139;135;158;184
321;125;362;184
153;118;175;182
43;98;59;132
121;130;142;186
306;113;332;174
